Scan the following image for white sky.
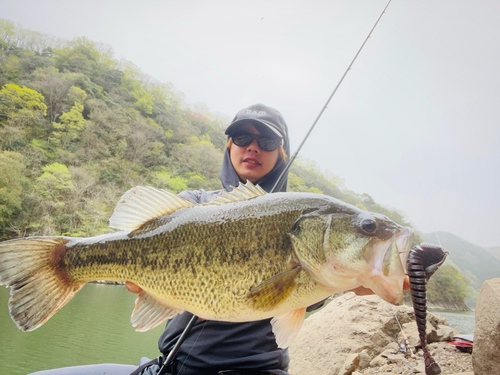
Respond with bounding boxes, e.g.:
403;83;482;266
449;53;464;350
3;0;499;248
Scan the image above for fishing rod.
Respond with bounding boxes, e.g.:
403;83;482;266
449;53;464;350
158;1;393;373
390;305;416;358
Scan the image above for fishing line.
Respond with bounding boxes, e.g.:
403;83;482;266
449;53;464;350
416;180;443;249
271;0;393;193
176;319;208;375
158;315;199;375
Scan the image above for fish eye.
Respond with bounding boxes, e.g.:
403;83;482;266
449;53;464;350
361;219;377;234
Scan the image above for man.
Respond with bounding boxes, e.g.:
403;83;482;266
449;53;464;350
128;103;296;375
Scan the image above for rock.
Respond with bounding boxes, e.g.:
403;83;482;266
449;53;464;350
380;342;399;354
385;353;405;364
379;364;392;371
402;314;454;347
472;278;500;375
356;341;472;374
369;354;386;367
436;324;459;341
402;320;433;347
288;293;461;375
337;353;360;375
412;361;426;373
357;351;371;370
288;294;404;375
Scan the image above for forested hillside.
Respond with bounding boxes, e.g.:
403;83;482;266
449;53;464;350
424;232;500;288
0;18;419;241
1;19;472;307
424;231;500;307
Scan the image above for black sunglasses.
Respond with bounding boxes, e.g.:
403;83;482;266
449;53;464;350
231;132;282;152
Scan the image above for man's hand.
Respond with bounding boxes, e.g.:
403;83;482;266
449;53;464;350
126;281;142;294
403;276;410;291
349;285;374;296
349;276;411;296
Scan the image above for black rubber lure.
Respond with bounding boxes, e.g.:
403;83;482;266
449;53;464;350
407;243;449;375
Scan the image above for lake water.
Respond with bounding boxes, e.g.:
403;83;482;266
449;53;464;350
429;309;476;335
0;284;165;375
1;285;476;375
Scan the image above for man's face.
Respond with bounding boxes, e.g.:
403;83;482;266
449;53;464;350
229;122;280;184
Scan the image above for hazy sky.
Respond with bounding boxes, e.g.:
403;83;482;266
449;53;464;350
3;0;500;248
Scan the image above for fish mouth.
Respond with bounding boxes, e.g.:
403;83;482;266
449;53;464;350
360;226;414;305
395;227;413;272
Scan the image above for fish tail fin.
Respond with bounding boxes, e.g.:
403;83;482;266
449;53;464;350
0;237;83;331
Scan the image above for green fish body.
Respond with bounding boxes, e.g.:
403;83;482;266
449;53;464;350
0;182;413;348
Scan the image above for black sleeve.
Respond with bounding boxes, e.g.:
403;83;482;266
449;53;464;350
306;298;328;312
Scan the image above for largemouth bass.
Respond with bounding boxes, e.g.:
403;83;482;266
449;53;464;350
0;182;413;348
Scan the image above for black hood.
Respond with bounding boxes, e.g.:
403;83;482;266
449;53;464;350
220;104;291;193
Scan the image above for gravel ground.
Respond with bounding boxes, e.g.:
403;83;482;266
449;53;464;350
359;342;473;375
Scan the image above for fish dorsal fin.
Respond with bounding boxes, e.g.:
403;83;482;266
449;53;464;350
109;186;195;231
208;181;267;205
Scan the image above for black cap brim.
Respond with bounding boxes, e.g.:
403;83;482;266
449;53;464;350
225;119;282;138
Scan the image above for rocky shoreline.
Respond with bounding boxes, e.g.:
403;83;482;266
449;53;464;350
403;293;471;312
425;301;471;311
289;293;472;375
358;341;472;375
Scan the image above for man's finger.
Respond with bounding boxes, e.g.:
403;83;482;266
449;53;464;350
126;281;142;294
403;276;410;291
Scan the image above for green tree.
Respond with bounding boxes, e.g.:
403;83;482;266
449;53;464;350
0;83;47;120
0;84;48;150
0;151;25;238
0;19;16;45
166;176;188;193
171;136;223;185
2;54;21;81
36;162;74;201
54;36;115;75
30;66;71;122
290;158;345;200
288;172;323;194
121;73;154;115
50;86;87;148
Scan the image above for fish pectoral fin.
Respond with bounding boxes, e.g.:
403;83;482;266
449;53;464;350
109;186;195;231
131;291;182;332
271;307;307;348
247;266;301;311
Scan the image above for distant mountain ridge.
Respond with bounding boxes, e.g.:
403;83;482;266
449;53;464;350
485;246;500;260
423;231;500;289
